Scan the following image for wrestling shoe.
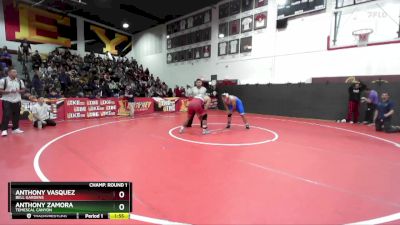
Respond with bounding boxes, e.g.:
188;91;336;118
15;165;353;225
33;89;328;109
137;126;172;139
179;126;185;134
226;124;231;129
1;130;7;137
246;124;250;129
12;129;24;134
202;129;210;135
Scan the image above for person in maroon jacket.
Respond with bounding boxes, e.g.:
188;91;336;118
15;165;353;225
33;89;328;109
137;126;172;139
346;81;366;124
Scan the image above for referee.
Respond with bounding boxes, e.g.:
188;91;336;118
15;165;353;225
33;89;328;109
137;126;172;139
190;79;207;98
0;68;25;137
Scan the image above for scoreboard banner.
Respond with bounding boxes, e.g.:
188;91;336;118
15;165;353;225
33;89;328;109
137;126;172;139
9;182;132;220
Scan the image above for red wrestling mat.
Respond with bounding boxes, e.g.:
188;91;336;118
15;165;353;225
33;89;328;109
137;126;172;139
1;111;400;225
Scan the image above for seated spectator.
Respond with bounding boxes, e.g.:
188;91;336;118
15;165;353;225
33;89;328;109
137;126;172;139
0;46;12;70
47;89;62;99
374;92;400;133
31;50;42;69
32;97;57;129
182;86;188;97
167;88;173;97
174;85;181;97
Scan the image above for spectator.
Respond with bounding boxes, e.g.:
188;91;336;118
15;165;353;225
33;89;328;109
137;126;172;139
32;70;43;97
0;46;12;70
31;50;42;69
374;92;400;133
58;67;71;96
167;88;173;97
346;81;366;124
181;86;187;97
32;97;57;129
125;85;135;117
174;85;181;97
20;38;31;57
47;89;61;99
0;68;25;137
361;87;378;124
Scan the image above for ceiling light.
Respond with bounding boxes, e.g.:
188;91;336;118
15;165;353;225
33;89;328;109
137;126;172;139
218;33;225;38
122;23;129;29
166;35;170;39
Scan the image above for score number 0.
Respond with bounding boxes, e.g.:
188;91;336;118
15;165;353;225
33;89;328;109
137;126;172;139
119;191;125;211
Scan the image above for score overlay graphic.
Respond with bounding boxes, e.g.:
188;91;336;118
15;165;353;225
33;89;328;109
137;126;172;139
8;182;132;220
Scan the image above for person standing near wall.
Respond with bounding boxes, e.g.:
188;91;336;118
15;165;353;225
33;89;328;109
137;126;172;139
346;81;366;124
0;68;25;137
361;87;378;124
125;84;135;117
374;92;400;133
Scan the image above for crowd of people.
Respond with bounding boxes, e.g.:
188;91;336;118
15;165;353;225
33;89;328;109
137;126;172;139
1;45;192;100
29;48;191;99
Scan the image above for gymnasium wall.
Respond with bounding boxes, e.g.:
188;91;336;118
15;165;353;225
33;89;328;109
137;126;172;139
132;0;400;87
218;83;400;124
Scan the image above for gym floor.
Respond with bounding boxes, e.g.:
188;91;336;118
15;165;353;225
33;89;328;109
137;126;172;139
1;111;400;225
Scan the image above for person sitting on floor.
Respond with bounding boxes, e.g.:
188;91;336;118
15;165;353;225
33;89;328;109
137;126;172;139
31;97;57;129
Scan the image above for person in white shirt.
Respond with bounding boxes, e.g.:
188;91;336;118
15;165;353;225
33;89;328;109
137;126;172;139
32;97;56;129
190;79;207;98
0;68;25;136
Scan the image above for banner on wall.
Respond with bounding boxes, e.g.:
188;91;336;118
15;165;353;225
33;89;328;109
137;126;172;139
84;21;132;56
64;98;120;120
209;97;219;109
152;97;218;112
117;98;155;116
0;97;218;123
153;97;182;112
3;1;78;49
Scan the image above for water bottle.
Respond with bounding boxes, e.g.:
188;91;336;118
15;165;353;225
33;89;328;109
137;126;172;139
38;121;42;129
